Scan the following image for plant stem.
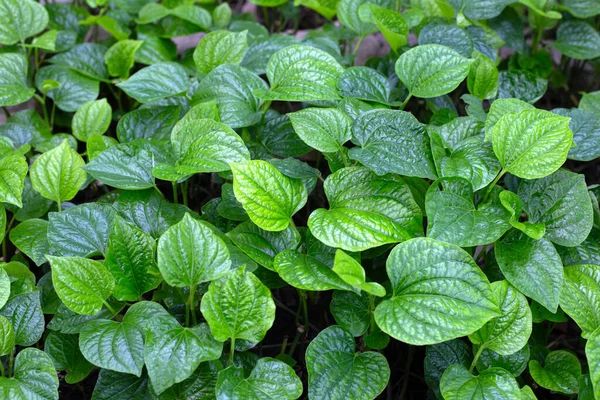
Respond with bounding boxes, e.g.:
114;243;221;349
1;106;9;118
172;181;178;204
182;180;189;207
287;326;304;357
532;27;543;54
229;338;236;366
0;359;4;377
50;102;56;129
369;294;376;332
352;36;364;58
56;201;62;213
481;169;506;203
2;214;15;262
399;346;415;400
400;93;413;110
189;284;197;326
102;300;118;317
469;345;485;373
7;348;14;378
298;289;309;334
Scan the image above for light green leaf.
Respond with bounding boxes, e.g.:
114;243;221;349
469;280;532;355
0;268;9;309
330;290;370;336
337;0;394;36
47;256;115;316
249;0;288;7
157;213;230;287
425;178;511;247
295;0;338;19
529;350;581;394
216;358;302;400
104;39;143;79
231;160;307;231
30;29;57;51
337;66;392;104
0;0;48;45
193;30;248;75
169;4;211;30
9;219;49;266
288;107;352;153
560;264;600;338
424;340;471;398
105;217;162;302
371;7;408;51
519;169;593;247
0;53;35;107
448;0;512;19
468;51;499;100
0;315;14;357
492;109;572;179
30;139;86;205
44;332;93;384
254;45;344;102
213;2;232;28
485;98;535;141
396;44;473;98
585;327;600;400
0;348;59;400
308;166;421;251
498;191;545;239
117;62;188;103
144;315;223;395
35;65;99;112
72;99;112;142
0;153;27;207
375;238;499;345
440;365;521;400
332;250;386;296
273;250;353;291
580;91;600;117
200;267;275;343
495;230;563;313
306;325;390;400
553;21;600;60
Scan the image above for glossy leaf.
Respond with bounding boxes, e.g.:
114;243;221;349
44;332;93;384
560;264;600;338
330;290;370;336
332;250;386;296
585;327;600;400
0;315;14;357
104;39;143;79
553;21;600;60
9;218;49;266
424;340;471;398
35;65;100;112
288;107;352;153
498;191;545;239
0;153;27;207
0;291;44;346
337;66;392;104
193;30;247;74
117;62;188;103
529;350;581;394
0;348;59;400
0;53;35;107
273;250;353;291
72;99;112;142
0;0;49;45
440;365;521;400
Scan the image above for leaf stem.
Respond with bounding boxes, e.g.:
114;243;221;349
2;214;15;262
182;180;189;207
7;348;14;378
481;169;506;204
400;93;413;110
352;36;365;58
298;289;309;334
56;201;62;213
172;181;178;204
50;102;56;130
229;338;235;366
469;344;485;373
102;300;118;317
189;284;197;326
369;294;376;333
532;27;543;54
1;106;9;119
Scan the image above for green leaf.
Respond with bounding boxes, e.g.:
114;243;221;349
254;45;344;102
288;107;352;153
371;7;408;51
337;66;393;104
117;105;180;143
337;0;394;36
295;0;338;19
157;213;230;287
0;348;59;400
468;51;499;100
273;250;353;291
497;70;547;104
560;264;600;338
144;315;223;395
498;191;545;239
0;292;44;346
586;327;600;400
0;268;9;309
47;256;115;316
44;332;93;384
47;203;117;257
35;65;100;112
424;340;471;398
216;358;303;400
0;315;14;356
375;237;499;345
485;98;535;140
519;169;593;247
200;266;275;343
30;140;86;205
47;43;108;81
0;0;48;45
117;62;189;103
332;250;386;296
0;53;35;107
258;114;311;157
395;44;473;98
158;360;220;400
495;230;563;312
30;29;58;51
418;22;474;58
553;108;600;162
425;178;511;247
440;365;521;399
306;325;390;400
492;109;572;179
91;369;151;400
79;318;144;376
47;301;125;335
469;280;532;355
529;350;581;394
308;166;421;251
193;30;248;74
249;0;288;6
557;229;600;267
213;2;232;28
9;219;49;266
105;217;161;302
476;345;530;377
72;99;112;142
561;0;600;18
2;262;35;298
330;290;370;336
580;91;600;117
105;39;143;79
192;64;267;129
231;160;307;231
0;153;27;207
553;21;600;60
448;0;512;19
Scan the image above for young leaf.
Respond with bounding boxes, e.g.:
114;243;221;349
273;250;353;291
305;325;390;400
0;315;14;357
495;230;563;313
468;280;532;355
9;218;50;266
144;315;223;395
216;358;303;399
440;365;521;399
560;264;600;338
308;166;421;251
47;256;115;316
104;39;143;79
484;97;535;140
0;291;44;346
0;153;27;207
231;160;307;231
0;53;35;106
468;51;499;100
254;45;344;101
374;238;499;345
72;99;112;142
116;62;189;103
330;290;371;336
395;44;473;98
492;109;572;179
332;250;386;296
498;191;545;239
200;267;275;343
0;348;59;400
193;30;248;74
44;332;93;384
105;217;162;302
0;0;49;45
336;0;393;36
371;7;409;51
30;140;86;205
288;107;352;153
529;350;581;394
157;213;231;287
0;268;9;310
348;109;437;179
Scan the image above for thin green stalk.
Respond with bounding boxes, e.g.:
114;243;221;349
262;7;270;32
298;289;309;333
352;36;365;61
481;169;506;203
368;294;376;333
532;27;543;54
34;94;50;128
229;338;236;366
172;181;179;204
50;102;56;129
102;300;118;317
7;348;14;378
400;93;413;110
3;214;15;261
189;284;197;326
107;84;123;112
182;180;189;207
287;326;304;357
0;359;4;377
56;201;62;213
1;106;9;118
469;345;485;373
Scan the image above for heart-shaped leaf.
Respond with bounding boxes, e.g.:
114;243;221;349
44;332;93;384
193;30;248;74
560;264;600;338
117;62;188;103
0;348;59;400
440;365;520;399
0;53;35;107
529;350;581;394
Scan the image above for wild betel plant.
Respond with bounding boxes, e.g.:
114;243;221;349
2;0;600;398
